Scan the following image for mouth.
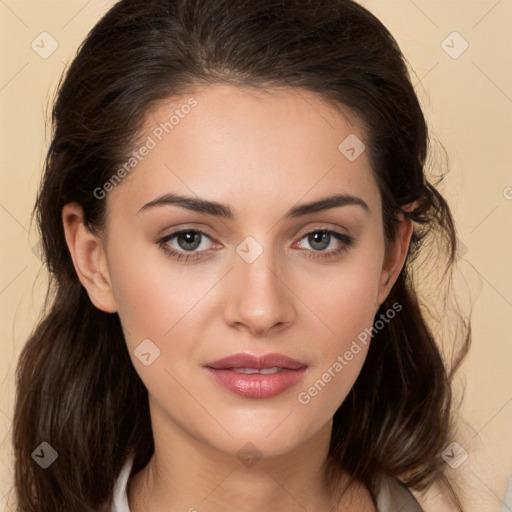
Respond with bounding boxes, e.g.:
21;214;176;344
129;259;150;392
228;367;287;374
204;352;308;399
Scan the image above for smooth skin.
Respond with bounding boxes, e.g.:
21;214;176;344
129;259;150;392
63;83;413;511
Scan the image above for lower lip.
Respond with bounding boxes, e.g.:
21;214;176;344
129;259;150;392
205;367;307;399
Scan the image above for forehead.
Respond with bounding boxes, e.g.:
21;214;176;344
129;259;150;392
106;83;381;221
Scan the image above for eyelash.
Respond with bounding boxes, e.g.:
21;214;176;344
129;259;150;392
157;228;354;263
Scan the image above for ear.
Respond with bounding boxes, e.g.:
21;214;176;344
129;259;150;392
375;207;414;310
62;202;117;313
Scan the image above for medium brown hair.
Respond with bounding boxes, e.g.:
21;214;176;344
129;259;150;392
12;0;470;510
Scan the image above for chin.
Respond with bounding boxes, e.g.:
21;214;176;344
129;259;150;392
200;414;318;461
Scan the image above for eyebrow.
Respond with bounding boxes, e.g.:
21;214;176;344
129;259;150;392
138;192;370;219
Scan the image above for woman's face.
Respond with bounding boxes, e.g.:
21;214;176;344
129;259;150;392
96;83;409;458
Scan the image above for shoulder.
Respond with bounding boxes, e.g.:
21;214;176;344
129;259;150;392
371;472;424;512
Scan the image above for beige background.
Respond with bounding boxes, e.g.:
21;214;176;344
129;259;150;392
1;1;511;510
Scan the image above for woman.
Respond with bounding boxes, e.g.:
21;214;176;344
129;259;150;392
13;0;470;510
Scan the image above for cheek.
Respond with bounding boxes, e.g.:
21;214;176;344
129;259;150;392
294;249;383;415
106;243;215;407
309;252;383;345
336;263;380;328
107;237;218;346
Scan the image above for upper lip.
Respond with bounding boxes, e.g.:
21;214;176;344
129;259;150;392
205;352;307;370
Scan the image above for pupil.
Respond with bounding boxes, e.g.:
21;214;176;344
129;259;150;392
309;232;329;250
179;231;200;251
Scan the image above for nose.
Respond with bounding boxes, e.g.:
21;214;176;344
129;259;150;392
221;246;296;336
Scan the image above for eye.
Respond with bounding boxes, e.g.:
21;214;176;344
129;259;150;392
294;229;354;260
157;229;217;262
157;227;354;263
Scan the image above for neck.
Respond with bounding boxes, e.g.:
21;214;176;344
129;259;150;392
127;402;375;512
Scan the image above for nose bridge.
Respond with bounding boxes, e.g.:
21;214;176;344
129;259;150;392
222;235;295;334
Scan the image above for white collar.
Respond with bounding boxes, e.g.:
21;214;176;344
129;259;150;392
111;456;133;512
